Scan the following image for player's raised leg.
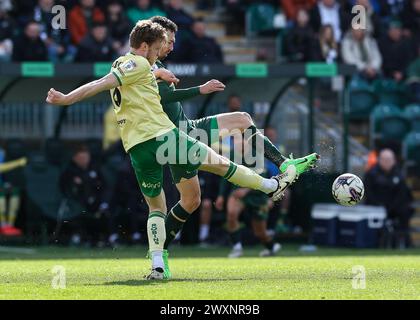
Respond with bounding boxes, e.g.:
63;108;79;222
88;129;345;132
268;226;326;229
215;112;320;175
199;145;297;201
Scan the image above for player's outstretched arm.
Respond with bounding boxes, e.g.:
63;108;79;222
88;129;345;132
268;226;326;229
160;79;225;104
46;73;120;106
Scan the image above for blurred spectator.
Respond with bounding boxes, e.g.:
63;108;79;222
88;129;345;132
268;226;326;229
59;145;110;246
0;0;12;12
75;23;115;62
165;0;194;31
69;0;105;45
180;19;223;63
400;0;420;45
309;0;351;41
310;24;339;62
127;0;166;25
0;7;14;61
224;0;247;35
281;0;316;21
379;0;405;20
378;20;414;82
285;9;314;61
406;44;420;102
106;1;132;56
341;28;382;80
26;0;76;62
364;149;414;248
12;21;48;61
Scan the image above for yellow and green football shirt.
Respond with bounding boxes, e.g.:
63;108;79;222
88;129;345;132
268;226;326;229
110;53;175;151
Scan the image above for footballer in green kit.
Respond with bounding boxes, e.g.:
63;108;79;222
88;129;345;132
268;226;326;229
150;16;320;278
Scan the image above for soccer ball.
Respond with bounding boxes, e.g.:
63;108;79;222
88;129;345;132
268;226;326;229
332;173;364;206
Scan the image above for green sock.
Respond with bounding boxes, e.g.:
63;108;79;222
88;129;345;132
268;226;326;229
247;125;283;167
164;202;190;249
229;228;242;245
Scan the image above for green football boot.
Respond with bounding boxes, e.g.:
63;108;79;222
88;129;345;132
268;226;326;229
146;250;172;280
162;249;172;279
280;153;320;176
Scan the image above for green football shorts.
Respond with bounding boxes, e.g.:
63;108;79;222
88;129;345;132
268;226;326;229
170;116;219;184
129;128;208;197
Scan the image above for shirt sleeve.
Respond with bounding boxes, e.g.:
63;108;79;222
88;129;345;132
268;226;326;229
159;84;201;104
112;57;149;86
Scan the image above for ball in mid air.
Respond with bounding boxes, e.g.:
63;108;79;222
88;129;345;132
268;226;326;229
332;173;364;206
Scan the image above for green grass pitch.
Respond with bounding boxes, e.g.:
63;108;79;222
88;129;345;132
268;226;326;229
0;245;419;300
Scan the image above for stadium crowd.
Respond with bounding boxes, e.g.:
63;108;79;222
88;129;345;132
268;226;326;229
0;0;417;249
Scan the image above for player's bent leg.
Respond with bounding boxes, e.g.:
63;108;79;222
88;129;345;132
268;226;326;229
215;112;253;136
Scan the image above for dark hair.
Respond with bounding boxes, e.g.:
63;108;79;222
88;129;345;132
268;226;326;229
129;20;166;49
73;145;89;155
150;16;178;33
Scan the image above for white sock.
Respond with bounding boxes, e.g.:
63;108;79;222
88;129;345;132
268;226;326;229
233;242;243;251
199;224;210;241
261;178;278;193
151;250;164;270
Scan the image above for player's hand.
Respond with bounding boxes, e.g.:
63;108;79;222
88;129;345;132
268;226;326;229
215;196;224;211
46;88;69;106
19;157;28;167
199;79;225;94
154;68;179;85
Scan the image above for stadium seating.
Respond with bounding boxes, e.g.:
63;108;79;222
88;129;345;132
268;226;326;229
403;104;420;132
403;132;420;165
373;79;407;108
370;104;411;143
349;83;378;119
245;4;275;37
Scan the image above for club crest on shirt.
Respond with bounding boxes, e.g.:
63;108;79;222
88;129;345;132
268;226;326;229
122;60;137;72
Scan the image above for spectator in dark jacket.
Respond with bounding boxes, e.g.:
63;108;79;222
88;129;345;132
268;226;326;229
59;145;110;246
285;9;314;61
309;0;351;41
400;0;420;46
379;20;415;82
68;0;105;45
179;19;223;63
12;21;48;61
364;148;414;247
75;23;115;62
105;1;132;56
166;0;194;31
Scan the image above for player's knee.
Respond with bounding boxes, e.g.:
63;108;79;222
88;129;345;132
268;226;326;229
181;194;201;213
